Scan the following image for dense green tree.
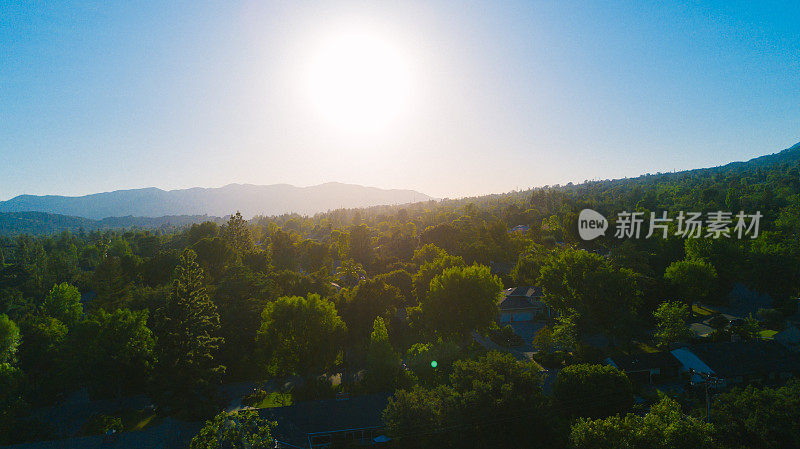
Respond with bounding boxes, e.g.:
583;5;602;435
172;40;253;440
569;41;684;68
92;256;135;311
419;223;459;254
421;265;502;342
383;385;457;449
552;311;579;353
404;340;461;386
449;351;559;447
411;244;446;267
539;249;640;341
383;224;416;263
664;259;718;305
730;314;761;341
653;301;692;348
271;269;332;298
533;326;555;353
375;269;414;305
256;293;346;378
684;237;743;298
0;314;20;363
12;236;49;298
336;258;365;287
412;254;465;303
297;239;331;273
0;288;30;322
186;222;220;246
269;227;297;271
151;249;225;418
711;381;800;449
384;352;562;448
77;308;155;398
140;249;181;287
349;224;375;267
214;266;273;378
553;364;634;418
222;211;255;259
570;396;713;449
190;409;274;449
366;317;400;391
41;283;83;327
17;316;69;399
336;278;403;345
192;237;230;282
511;244;548;286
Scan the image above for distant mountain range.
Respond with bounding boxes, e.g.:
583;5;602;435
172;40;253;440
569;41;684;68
0;182;433;220
1;142;798;237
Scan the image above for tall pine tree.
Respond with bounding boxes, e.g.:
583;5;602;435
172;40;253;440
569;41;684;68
152;249;225;418
222;211;254;260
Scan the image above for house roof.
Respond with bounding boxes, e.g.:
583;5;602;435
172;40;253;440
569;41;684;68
498;287;545;311
258;393;390;448
607;352;681;373
683;341;800;379
506;286;543;298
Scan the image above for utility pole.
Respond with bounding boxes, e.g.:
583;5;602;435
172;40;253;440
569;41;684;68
689;369;720;423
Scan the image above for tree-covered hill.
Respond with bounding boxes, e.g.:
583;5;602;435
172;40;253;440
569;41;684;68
0;212;223;236
1;142;799;447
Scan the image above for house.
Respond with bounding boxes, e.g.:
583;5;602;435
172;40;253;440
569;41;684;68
259;393;391;448
605;352;682;385
498;287;557;322
671;341;800;388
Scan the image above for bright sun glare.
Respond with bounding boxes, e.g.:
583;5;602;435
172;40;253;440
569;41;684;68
306;30;413;134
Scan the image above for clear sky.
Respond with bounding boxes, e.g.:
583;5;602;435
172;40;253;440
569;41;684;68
1;0;798;201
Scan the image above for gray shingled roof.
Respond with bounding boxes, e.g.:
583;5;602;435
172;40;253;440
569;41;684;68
608;352;681;372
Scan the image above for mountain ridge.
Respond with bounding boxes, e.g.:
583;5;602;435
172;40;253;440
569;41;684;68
0;182;433;220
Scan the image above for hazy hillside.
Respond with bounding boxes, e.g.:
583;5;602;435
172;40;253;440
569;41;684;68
0;212;223;236
0;182;432;219
1;143;797;237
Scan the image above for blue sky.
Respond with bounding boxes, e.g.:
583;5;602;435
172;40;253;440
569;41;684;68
1;0;798;200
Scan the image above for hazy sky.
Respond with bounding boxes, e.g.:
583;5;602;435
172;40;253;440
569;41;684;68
1;0;799;201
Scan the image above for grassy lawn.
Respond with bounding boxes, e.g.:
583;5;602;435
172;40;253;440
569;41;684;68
634;341;660;353
118;409;163;432
254;392;293;409
759;329;778;340
692;304;715;316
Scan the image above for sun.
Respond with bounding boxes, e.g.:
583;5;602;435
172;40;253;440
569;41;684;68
305;30;413;134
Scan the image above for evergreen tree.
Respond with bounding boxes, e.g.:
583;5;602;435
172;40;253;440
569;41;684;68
223;211;254;259
366;317;400;391
152;249;225;418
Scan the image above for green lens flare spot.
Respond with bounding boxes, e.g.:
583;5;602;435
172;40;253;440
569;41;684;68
430;361;438;368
